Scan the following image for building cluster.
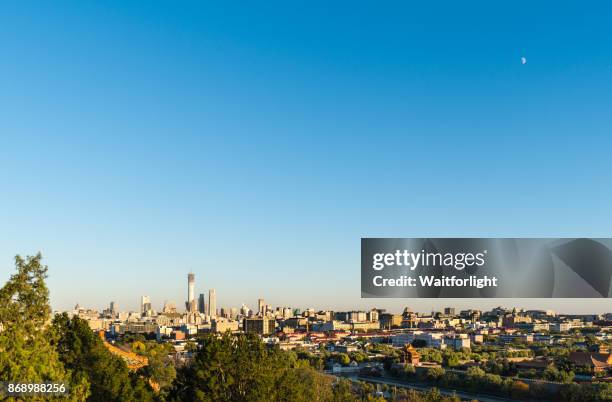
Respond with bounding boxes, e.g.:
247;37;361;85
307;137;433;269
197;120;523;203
61;274;612;381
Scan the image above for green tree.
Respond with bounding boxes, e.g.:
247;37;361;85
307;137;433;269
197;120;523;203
425;367;446;382
169;332;335;402
137;341;176;391
338;353;351;366
420;348;443;364
276;365;334;402
185;340;197;353
0;254;89;401
426;387;443;402
331;378;354;402
465;366;486;390
403;363;416;377
444;353;460;368
52;314;154;402
561;383;612;402
350;351;367;364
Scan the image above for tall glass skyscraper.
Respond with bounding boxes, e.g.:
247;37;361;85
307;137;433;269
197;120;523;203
198;293;206;314
208;289;217;318
186;272;195;312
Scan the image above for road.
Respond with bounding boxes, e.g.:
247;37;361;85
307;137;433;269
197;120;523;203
342;374;522;402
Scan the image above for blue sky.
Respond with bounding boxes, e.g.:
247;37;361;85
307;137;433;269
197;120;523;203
1;1;611;313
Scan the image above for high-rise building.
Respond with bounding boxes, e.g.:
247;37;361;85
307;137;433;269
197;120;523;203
198;293;206;314
241;303;250;317
380;313;402;329
141;296;151;314
349;311;367;322
244;317;275;335
444;307;456;317
110;301;117;315
162;300;177;314
258;298;265;316
208;289;217;318
186;273;196;311
282;307;293;319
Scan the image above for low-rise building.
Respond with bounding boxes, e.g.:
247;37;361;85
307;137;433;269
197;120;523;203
499;333;534;344
212;319;239;333
568;352;612;373
551;322;572;332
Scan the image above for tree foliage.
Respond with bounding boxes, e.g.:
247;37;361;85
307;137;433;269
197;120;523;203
169;332;334;402
0;254;88;401
136;341;177;391
4;253;612;402
53;314;154;402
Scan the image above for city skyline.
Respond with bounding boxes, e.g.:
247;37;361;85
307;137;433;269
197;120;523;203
53;267;612;315
65;298;612;317
2;2;612;314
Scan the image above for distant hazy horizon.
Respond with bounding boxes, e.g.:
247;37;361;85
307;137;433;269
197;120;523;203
2;252;611;314
2;3;612;315
42;262;611;315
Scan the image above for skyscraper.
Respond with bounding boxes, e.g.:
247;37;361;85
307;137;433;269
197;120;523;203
141;296;151;314
208;289;217;318
186;272;195;312
241;303;250;317
258;298;265;316
198;293;206;314
162;300;177;314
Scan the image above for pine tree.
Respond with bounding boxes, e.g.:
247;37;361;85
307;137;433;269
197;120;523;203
0;253;89;401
